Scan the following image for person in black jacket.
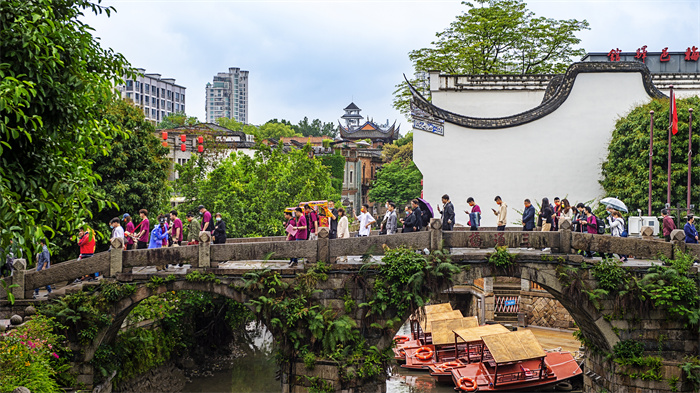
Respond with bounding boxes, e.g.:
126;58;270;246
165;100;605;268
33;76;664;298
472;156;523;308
438;194;455;231
401;205;418;233
411;199;423;231
538;198;554;232
212;213;227;244
522;199;536;231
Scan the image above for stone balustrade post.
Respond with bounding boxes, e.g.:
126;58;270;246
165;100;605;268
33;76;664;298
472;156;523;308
429;218;443;252
109;237;124;277
198;231;211;268
317;227;330;263
11;259;26;300
558;219;572;254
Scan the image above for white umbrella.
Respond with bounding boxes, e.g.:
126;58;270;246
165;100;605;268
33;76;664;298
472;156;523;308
600;197;628;213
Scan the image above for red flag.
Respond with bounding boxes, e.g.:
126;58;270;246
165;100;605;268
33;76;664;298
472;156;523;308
671;90;679;135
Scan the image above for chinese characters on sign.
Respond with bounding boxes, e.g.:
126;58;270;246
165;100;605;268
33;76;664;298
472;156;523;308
607;48;622;62
607;46;700;63
635;45;647;62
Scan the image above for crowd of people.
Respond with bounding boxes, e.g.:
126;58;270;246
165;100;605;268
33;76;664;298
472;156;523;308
9;194;700;297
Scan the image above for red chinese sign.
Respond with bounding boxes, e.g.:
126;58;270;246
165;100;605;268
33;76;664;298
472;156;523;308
606;47;700;63
607;48;622;62
635;45;647;62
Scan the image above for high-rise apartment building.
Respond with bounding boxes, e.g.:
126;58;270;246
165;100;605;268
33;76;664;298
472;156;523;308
205;67;249;124
117;68;186;123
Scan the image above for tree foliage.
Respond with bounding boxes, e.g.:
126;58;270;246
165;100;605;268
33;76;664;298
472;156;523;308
156;112;199;129
382;133;414;163
268;117;337;138
215;117;258;136
174;144;336;238
368;161;422;207
393;0;589;116
0;0;130;256
600;97;700;214
87;100;172;253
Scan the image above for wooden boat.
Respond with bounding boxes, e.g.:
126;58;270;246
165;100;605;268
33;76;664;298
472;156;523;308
427;324;510;383
392;303;458;362
448;330;582;391
401;316;479;370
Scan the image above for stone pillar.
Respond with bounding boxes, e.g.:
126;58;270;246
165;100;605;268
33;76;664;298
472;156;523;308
109;237;124;277
198;231;211;268
317;227;330;263
11;259;26;300
483;276;494;322
520;278;530;291
558;219;572;254
429;218;443;251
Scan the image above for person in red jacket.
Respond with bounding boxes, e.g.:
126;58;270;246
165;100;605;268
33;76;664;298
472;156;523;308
75;227;97;282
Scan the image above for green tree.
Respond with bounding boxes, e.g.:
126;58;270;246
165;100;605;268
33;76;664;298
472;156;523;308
86;100;172;253
0;0;130;257
268;117;338;138
174;144;335;238
215;117;259;138
257;122;300;140
393;0;589;116
319;152;345;199
156;112;199;129
368;161;423;207
600;97;700;214
382;133;414;163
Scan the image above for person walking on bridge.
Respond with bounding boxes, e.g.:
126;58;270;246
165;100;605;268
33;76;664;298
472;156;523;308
662;209;676;242
684;215;698;244
34;239;51;298
136;209;150;250
123;214;135;250
212;213;227;244
169;210;183;247
186;212;200;246
438;194;455;231
401;204;419;233
199;205;212;233
538;198;554;232
582;206;597;257
522;199;535;231
493;196;507;231
148;216;169;249
354;204;376;237
466;197;481;231
386;203;398;235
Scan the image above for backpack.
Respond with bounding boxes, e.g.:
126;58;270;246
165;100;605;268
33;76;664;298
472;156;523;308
593;215;605;234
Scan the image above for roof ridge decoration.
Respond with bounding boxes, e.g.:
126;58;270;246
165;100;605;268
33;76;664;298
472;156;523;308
407;61;666;130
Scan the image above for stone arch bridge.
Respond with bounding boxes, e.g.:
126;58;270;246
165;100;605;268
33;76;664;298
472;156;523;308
2;221;699;393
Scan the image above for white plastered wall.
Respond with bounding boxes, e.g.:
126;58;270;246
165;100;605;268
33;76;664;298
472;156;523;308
414;72;652;227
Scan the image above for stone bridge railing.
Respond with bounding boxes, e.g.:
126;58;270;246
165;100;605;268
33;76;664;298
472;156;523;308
2;219;698;300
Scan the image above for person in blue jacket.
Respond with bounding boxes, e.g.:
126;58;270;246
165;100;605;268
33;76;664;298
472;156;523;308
149;216;169;249
522;199;536;231
684;215;699;244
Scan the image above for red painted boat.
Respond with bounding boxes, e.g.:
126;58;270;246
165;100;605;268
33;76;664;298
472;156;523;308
448;330;582;391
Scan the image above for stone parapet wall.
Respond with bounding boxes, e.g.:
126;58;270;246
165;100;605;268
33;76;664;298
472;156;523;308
585;352;686;393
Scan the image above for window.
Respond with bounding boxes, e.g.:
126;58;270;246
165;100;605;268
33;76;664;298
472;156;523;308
135;93;139;100
152;86;156;95
126;92;132;99
167;90;172;99
161;99;165;107
182;94;185;103
175;103;179;111
175;92;180;101
126;80;133;90
181;105;185;112
167;102;171;110
152;97;156;106
349;170;354;185
161;111;165;120
151;109;156;118
145;83;149;92
161;88;166;97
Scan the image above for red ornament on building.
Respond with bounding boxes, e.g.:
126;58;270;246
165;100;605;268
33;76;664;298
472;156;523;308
197;136;204;144
180;144;186;152
161;132;168;140
162;141;168;148
660;47;670;62
635;45;647;62
686;46;699;61
180;134;186;142
607;48;622;62
197;145;204;153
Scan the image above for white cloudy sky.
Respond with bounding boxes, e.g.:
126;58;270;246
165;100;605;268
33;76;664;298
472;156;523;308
83;0;700;130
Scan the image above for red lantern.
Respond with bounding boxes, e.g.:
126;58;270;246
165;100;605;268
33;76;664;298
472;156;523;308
180;134;186;143
161;141;168;148
180;144;186;152
197;136;204;144
197;145;204;153
161;132;168;140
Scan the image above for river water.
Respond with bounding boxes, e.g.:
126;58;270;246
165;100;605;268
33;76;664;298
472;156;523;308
184;322;581;393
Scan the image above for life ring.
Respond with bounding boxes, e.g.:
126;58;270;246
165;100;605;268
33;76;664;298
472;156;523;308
399;349;406;358
394;335;410;344
439;361;462;371
457;376;478;392
415;346;434;361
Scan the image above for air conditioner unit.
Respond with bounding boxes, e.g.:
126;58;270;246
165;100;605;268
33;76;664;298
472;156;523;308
628;216;660;236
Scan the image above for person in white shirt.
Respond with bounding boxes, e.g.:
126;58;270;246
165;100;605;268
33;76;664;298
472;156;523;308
336;208;350;262
109;217;125;248
353;204;376;237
